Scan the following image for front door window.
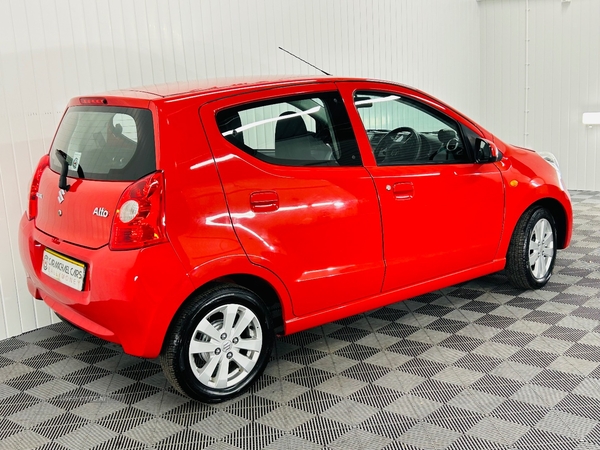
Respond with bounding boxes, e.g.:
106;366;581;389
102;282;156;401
354;92;470;165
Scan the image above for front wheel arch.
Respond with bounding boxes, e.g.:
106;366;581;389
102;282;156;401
505;205;558;289
532;198;569;249
498;196;569;269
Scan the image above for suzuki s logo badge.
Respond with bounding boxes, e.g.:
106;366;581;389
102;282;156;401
57;189;66;204
93;207;109;218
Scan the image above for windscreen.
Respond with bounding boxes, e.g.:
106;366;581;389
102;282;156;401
49;106;156;181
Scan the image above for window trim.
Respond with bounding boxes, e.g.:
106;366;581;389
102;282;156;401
215;91;362;168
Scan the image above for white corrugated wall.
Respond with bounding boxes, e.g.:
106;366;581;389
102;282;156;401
479;0;600;190
1;0;599;340
0;0;481;339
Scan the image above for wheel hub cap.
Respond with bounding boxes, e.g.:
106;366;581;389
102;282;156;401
188;303;262;389
528;218;554;281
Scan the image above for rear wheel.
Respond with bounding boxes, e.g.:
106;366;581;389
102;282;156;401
160;285;273;402
506;206;557;289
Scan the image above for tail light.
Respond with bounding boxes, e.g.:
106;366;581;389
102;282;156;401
110;171;167;250
27;154;50;220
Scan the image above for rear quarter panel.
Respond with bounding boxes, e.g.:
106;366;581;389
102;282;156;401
152;97;294;322
154;97;246;277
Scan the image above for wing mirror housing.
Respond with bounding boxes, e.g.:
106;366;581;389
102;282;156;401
475;138;502;163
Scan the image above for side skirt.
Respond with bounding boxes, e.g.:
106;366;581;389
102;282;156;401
284;259;506;335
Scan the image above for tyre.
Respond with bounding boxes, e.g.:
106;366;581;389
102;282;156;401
506;206;557;289
160;284;273;403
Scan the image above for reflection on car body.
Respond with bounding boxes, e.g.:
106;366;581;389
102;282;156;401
19;76;572;402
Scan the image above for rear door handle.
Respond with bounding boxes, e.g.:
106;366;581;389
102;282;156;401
250;191;279;212
392;182;414;200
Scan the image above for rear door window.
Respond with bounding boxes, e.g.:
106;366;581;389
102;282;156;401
216;92;362;166
49;106;156;181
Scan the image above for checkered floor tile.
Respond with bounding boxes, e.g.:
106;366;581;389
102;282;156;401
2;190;600;450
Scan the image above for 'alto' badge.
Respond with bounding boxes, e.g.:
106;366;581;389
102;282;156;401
93;207;109;218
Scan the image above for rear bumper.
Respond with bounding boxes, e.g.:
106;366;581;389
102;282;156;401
18;214;195;358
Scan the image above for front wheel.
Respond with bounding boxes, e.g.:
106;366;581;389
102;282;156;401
160;285;273;403
506;206;557;289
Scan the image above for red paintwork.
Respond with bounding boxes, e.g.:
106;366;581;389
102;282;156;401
338;82;505;291
199;84;385;317
36;174;130;249
19;214;194;357
19;76;572;358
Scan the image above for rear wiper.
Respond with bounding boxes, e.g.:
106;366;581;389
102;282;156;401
55;149;85;191
56;149;71;191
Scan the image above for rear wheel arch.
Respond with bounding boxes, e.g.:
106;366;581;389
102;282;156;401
163;274;286;347
210;274;285;335
158;273;288;402
160;282;275;402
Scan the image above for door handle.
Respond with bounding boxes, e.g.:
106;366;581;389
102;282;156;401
250;191;279;212
392;182;414;200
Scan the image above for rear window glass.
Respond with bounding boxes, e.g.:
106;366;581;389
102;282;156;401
50;106;156;181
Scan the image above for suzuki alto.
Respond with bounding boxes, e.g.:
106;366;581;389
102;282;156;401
19;76;572;402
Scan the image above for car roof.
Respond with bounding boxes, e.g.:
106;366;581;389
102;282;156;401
68;76;489;140
95;75;372;100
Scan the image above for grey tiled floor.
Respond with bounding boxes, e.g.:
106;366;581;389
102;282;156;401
2;190;600;450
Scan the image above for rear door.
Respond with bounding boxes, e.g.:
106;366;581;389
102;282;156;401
200;84;384;317
338;82;505;292
36;106;156;248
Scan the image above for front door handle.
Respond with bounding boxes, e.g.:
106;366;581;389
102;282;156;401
250;191;279;212
392;182;414;200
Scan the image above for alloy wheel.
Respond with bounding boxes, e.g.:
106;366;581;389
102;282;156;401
188;303;263;389
528;217;555;281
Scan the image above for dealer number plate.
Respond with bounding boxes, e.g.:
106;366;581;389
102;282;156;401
42;249;86;291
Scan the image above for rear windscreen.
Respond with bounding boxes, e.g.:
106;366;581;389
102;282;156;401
49;106;156;181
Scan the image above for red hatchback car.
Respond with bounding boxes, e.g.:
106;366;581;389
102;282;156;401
19;76;572;402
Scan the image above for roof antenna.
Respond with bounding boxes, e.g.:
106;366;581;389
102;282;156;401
278;47;331;76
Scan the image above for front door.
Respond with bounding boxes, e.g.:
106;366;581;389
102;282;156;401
339;83;505;292
200;85;385;316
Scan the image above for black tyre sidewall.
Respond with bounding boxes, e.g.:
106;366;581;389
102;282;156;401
521;208;557;288
169;287;273;402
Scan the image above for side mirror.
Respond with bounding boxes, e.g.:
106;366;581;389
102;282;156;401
475;138;500;163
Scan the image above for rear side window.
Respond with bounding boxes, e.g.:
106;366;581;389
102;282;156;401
216;92;361;166
50;106;156;181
